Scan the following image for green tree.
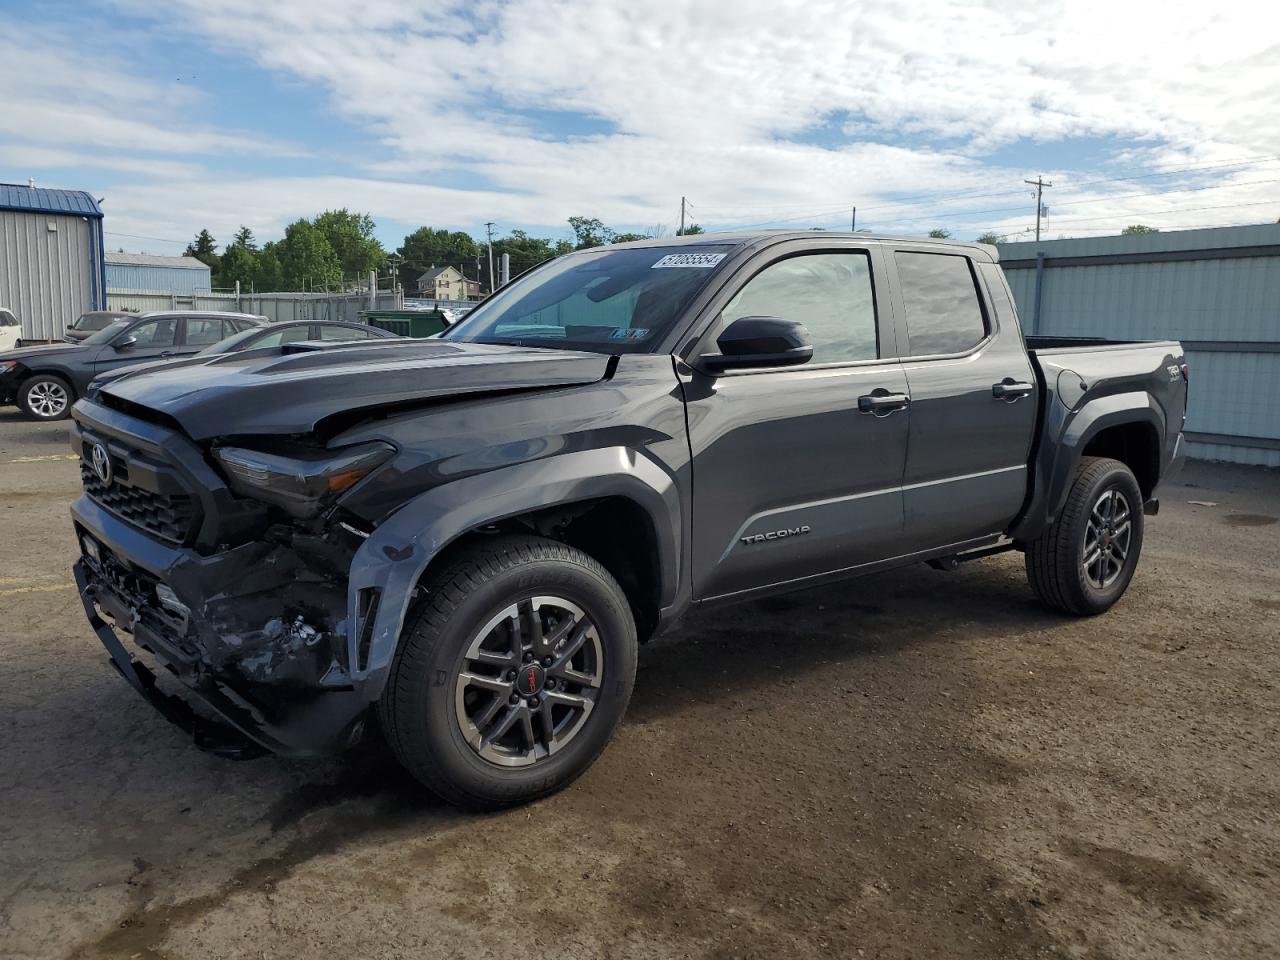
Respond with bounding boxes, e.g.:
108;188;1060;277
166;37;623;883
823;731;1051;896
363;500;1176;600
976;231;1006;245
492;229;566;277
927;227;952;239
610;231;649;243
253;243;285;292
277;219;342;290
232;225;258;250
1121;224;1158;235
677;223;705;236
184;229;220;272
313;209;385;281
568;216;614;249
396;227;479;289
218;243;258;290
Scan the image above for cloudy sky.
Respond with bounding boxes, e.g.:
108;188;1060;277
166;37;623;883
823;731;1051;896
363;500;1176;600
1;0;1278;254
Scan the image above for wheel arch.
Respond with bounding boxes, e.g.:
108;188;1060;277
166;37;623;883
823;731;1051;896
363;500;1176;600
345;447;683;700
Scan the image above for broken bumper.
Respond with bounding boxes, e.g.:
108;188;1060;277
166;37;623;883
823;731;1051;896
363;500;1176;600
72;494;374;759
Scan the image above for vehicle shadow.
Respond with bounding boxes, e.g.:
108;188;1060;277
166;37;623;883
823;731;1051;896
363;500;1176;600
0;408;73;447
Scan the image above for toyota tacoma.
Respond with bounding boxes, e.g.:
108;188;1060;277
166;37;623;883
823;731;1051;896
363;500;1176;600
70;232;1187;808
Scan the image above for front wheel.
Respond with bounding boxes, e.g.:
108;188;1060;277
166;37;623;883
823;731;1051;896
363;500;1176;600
1026;456;1145;616
19;374;74;421
378;535;637;810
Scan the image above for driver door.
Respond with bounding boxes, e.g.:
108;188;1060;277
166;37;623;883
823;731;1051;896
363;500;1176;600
91;316;180;376
684;243;911;601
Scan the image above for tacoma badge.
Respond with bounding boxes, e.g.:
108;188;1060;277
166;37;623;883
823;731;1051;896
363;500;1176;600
741;524;811;545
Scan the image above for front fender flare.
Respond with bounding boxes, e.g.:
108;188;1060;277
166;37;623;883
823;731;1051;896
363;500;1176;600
344;447;681;699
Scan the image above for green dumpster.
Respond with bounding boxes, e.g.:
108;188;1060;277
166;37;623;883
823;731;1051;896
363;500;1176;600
361;309;449;338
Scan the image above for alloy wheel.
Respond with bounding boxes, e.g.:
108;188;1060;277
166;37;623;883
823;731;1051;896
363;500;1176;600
27;381;69;418
1082;487;1132;589
454;596;603;768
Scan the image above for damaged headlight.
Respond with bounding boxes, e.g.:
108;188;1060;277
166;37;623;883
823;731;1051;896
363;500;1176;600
213;441;395;519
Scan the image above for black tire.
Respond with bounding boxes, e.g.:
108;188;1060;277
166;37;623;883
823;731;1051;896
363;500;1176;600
1026;456;1145;616
18;373;74;421
378;535;637;810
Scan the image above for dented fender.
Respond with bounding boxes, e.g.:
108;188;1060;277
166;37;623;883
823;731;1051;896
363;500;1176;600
345;446;683;697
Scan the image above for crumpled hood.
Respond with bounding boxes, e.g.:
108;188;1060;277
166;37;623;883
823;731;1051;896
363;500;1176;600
98;339;612;440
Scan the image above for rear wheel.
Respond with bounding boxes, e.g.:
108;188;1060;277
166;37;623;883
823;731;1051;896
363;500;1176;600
1026;456;1145;615
19;374;74;421
378;535;637;810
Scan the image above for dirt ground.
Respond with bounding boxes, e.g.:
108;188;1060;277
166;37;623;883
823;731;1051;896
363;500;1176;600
1;406;1277;960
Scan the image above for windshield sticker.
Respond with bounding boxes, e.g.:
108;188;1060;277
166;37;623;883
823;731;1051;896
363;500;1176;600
609;327;650;341
651;253;726;269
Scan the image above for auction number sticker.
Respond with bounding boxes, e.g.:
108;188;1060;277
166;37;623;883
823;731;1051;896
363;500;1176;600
651;253;726;269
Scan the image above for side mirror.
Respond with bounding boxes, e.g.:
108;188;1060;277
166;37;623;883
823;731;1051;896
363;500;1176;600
698;316;813;374
113;335;137;352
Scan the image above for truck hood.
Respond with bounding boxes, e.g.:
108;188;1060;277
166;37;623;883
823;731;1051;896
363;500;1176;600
98;339;613;440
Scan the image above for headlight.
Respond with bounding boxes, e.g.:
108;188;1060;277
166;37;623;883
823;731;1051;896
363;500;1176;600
0;360;18;375
213;441;395;518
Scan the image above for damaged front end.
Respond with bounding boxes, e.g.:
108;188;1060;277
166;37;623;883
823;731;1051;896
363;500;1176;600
70;399;393;759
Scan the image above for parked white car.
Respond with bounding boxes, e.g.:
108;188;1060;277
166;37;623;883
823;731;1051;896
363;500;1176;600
0;308;20;352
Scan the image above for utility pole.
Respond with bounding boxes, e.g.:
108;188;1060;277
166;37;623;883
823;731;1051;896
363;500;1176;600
1025;176;1052;242
679;197;686;236
851;206;856;231
484;222;496;294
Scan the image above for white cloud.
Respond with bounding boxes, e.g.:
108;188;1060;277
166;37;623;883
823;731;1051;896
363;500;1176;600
7;1;1280;243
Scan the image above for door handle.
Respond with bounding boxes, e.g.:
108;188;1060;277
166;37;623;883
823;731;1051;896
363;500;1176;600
992;379;1034;401
857;391;910;416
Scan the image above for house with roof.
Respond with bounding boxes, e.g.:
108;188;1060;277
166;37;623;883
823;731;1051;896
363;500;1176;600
0;181;106;341
416;265;480;300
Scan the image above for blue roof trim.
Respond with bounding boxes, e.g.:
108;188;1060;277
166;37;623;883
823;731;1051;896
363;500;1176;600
0;183;104;218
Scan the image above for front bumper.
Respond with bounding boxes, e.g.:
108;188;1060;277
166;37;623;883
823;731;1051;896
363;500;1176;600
72;495;372;758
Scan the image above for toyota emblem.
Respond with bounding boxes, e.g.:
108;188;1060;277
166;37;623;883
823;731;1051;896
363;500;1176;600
90;442;113;485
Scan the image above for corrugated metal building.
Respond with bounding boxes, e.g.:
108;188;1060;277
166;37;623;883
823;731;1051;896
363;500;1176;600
105;252;212;293
0;182;106;341
1000;224;1280;467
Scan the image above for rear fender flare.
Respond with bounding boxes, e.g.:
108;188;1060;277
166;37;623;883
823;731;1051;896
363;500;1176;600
345;447;681;698
1044;391;1167;529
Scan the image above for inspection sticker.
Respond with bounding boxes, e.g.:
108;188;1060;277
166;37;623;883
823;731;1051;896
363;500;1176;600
651;253;726;269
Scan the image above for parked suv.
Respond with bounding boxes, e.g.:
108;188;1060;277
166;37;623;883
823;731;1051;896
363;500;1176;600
70;233;1186;808
0;311;266;420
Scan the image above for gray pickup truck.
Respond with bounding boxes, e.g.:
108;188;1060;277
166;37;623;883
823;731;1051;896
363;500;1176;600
69;232;1187;808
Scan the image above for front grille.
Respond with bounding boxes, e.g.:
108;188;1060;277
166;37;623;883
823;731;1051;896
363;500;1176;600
82;463;198;545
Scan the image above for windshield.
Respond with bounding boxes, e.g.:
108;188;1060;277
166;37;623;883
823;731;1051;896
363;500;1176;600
82;318;134;345
74;312;124;331
444;245;735;352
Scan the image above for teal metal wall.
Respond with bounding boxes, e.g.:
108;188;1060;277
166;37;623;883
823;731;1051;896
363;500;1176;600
999;224;1280;467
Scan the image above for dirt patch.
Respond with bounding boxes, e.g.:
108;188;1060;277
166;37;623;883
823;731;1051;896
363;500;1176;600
1222;513;1278;527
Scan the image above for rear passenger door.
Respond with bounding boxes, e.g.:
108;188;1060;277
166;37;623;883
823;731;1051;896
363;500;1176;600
889;248;1037;551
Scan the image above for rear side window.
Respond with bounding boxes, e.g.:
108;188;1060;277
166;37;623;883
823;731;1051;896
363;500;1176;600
184;318;230;346
722;252;878;364
319;325;372;340
894;252;987;356
251;325;312;348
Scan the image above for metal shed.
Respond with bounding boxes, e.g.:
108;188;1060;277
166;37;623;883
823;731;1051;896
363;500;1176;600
105;252;212;294
999;224;1280;467
0;182;106;342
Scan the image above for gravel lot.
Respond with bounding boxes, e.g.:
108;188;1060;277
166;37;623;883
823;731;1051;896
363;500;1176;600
1;407;1277;960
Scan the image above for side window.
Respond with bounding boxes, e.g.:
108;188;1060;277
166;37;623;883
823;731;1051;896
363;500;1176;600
184;318;230;346
250;325;311;348
721;252;877;364
319;325;372;340
125;318;177;347
894;252;988;356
